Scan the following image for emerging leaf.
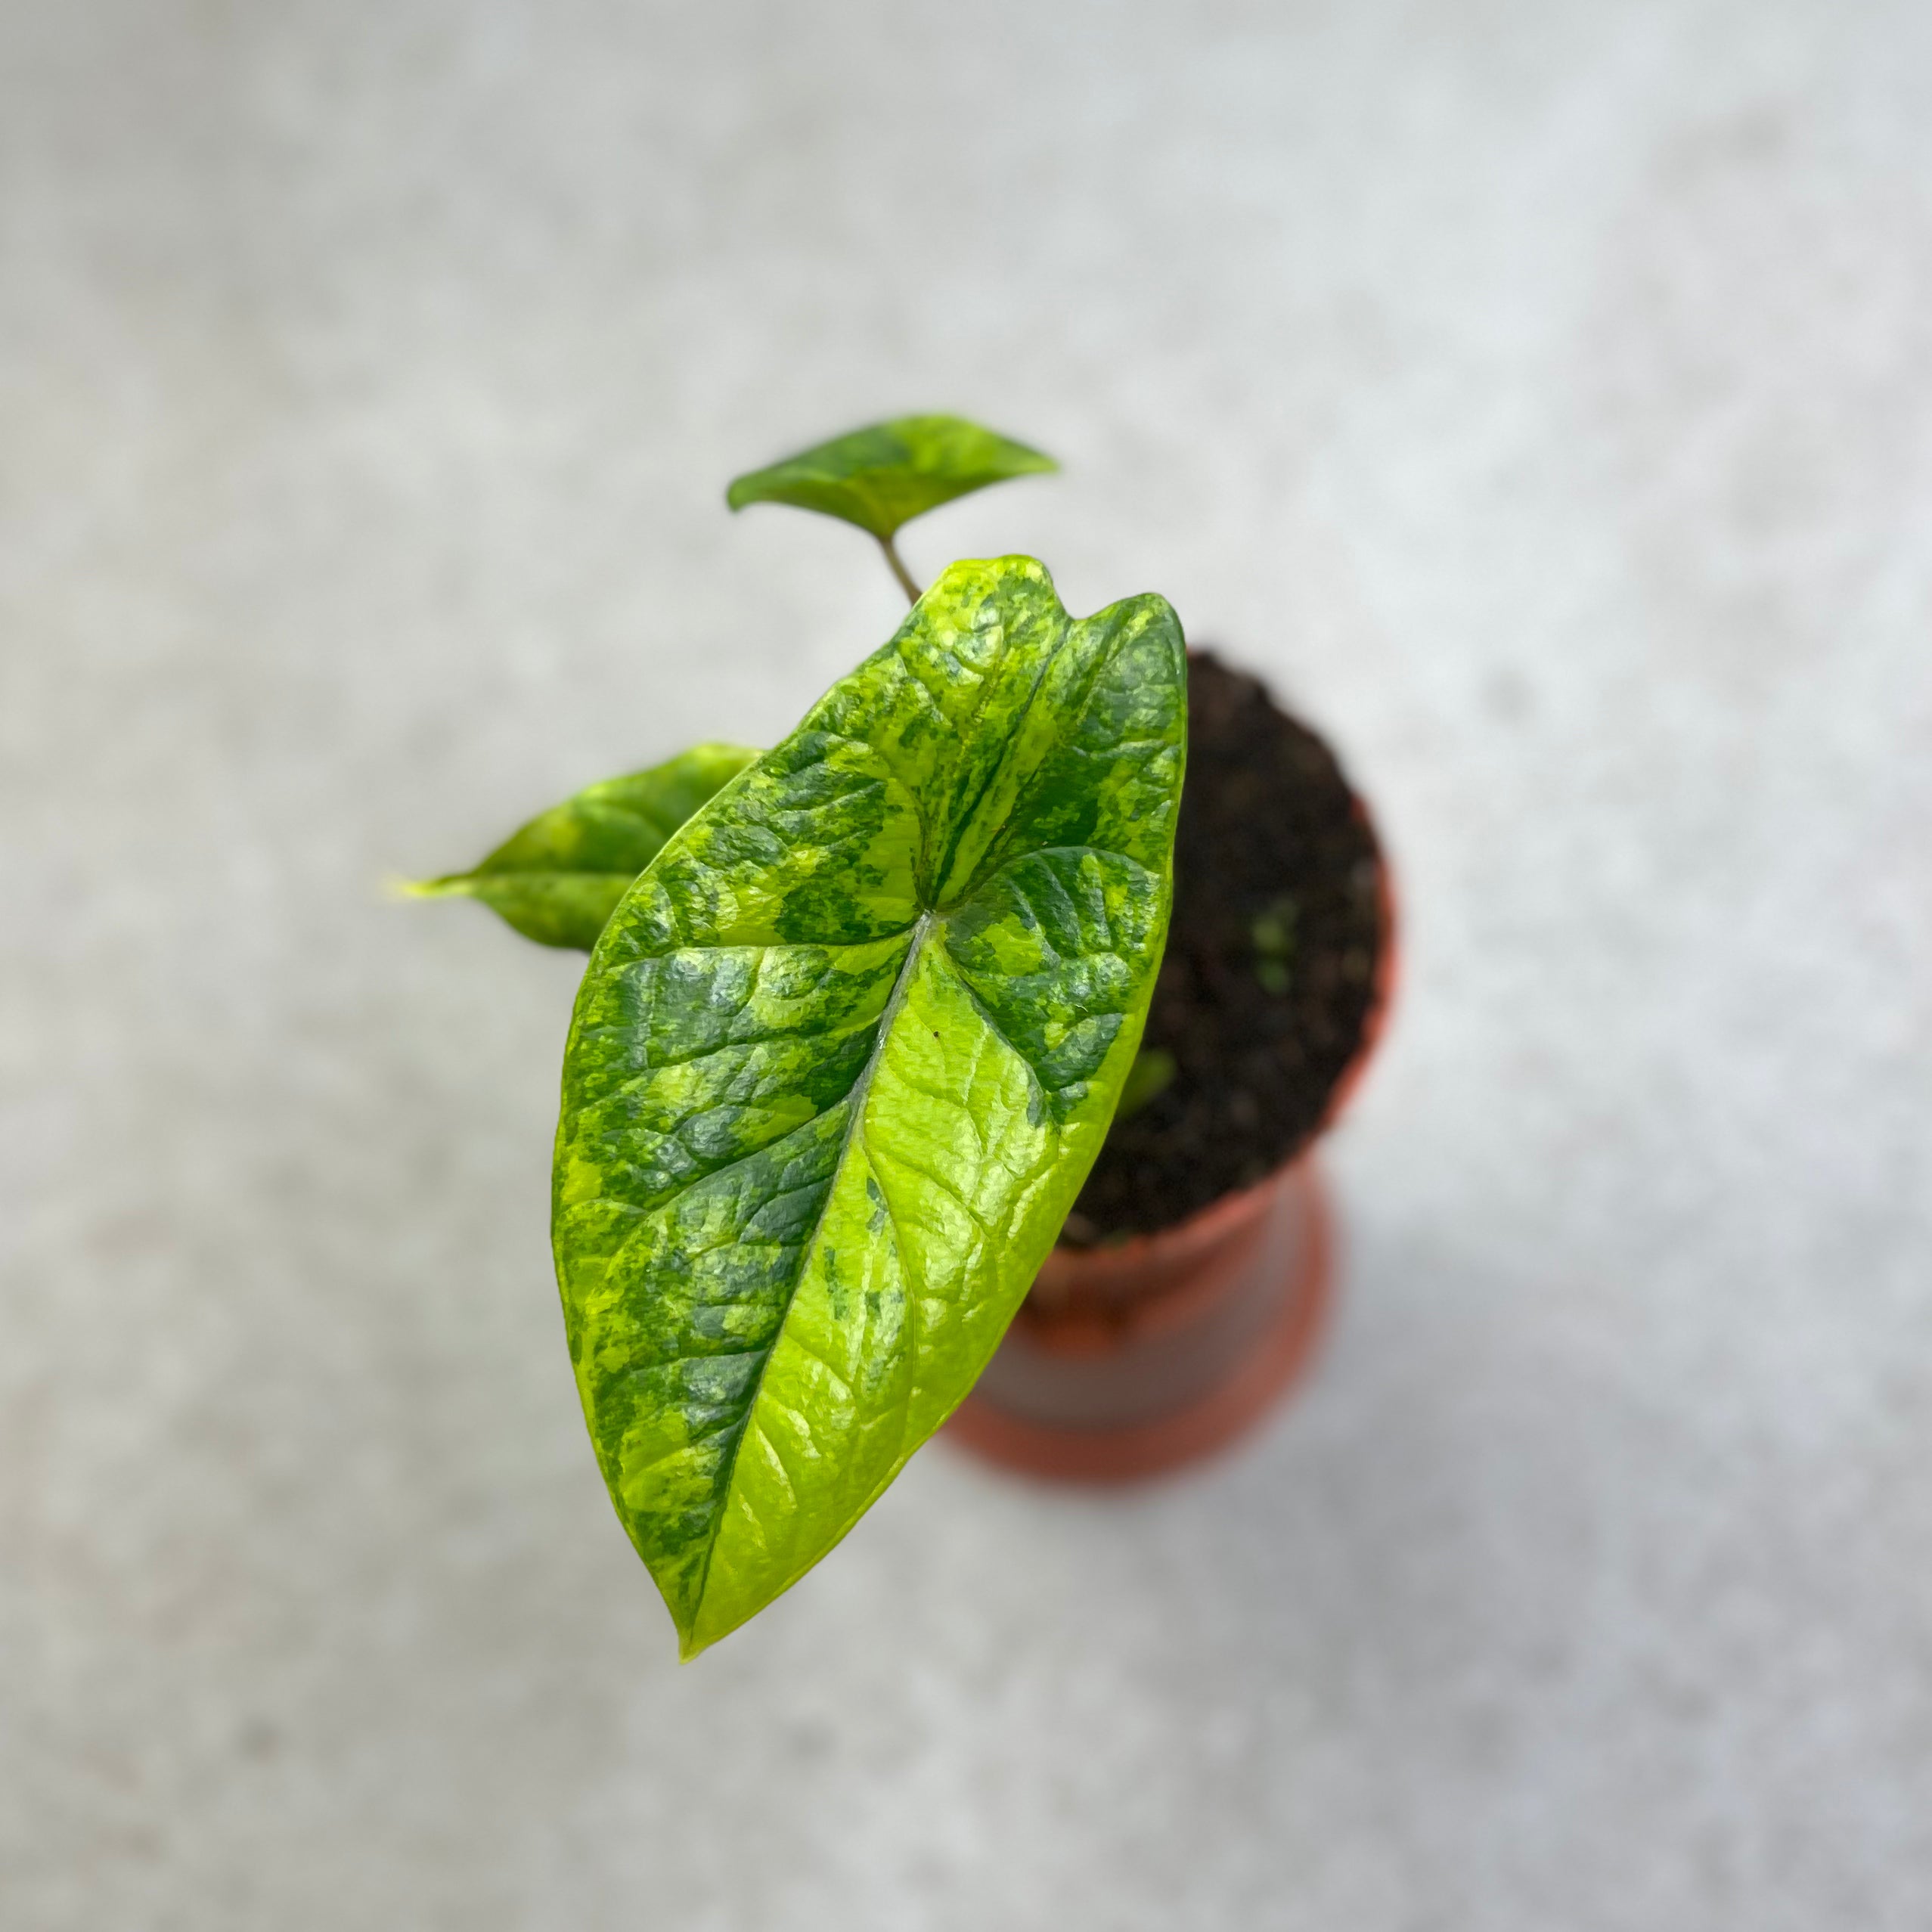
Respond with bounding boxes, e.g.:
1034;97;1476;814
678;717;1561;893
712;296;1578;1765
406;744;758;950
554;556;1186;1655
725;414;1058;541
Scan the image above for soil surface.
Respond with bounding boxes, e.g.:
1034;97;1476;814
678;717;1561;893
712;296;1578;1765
1060;651;1387;1245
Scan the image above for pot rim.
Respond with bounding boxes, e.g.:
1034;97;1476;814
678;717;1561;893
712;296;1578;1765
950;1158;1336;1481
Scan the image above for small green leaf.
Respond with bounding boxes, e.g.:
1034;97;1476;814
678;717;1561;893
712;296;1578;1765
554;556;1186;1655
406;744;758;950
1115;1047;1177;1120
725;414;1058;541
1251;892;1298;995
1251;894;1298;960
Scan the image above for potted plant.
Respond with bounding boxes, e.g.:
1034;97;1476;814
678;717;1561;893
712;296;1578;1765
408;415;1393;1656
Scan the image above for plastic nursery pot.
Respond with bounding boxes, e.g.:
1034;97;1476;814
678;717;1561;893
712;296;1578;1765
947;699;1398;1486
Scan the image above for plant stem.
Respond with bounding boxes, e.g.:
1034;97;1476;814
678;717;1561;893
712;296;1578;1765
877;532;920;604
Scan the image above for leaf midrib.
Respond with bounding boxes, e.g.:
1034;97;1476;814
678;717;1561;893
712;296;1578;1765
687;905;939;1631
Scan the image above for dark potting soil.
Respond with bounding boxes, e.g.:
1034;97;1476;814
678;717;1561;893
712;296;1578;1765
1060;650;1388;1246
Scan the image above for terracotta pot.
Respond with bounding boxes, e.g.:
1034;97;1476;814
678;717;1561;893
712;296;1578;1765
947;802;1397;1483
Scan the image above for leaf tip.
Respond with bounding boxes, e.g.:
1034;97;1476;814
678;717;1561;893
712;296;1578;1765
389;873;463;902
675;1598;733;1661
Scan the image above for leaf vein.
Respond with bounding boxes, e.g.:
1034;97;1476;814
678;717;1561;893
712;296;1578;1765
689;910;938;1623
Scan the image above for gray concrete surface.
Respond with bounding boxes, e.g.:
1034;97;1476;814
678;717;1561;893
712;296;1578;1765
5;2;1930;1926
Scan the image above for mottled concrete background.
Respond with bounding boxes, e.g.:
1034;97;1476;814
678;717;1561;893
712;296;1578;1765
4;3;1929;1927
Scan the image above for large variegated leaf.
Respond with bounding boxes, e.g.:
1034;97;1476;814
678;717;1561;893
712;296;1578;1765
407;744;758;950
554;555;1186;1655
725;415;1056;541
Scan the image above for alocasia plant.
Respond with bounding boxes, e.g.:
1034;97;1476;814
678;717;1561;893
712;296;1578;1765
413;420;1186;1655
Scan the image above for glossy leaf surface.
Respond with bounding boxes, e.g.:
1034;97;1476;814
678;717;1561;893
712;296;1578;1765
554;557;1186;1654
408;744;758;950
725;414;1057;541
